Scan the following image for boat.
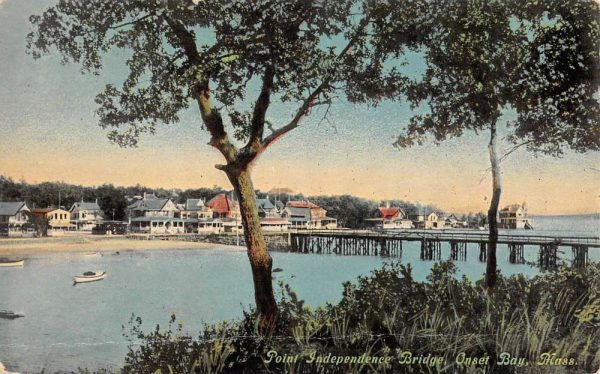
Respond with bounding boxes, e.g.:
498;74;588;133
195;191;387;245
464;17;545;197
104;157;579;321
73;271;106;284
0;258;24;267
0;310;24;320
84;252;102;258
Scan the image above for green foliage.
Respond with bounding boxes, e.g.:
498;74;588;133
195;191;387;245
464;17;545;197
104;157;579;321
116;262;600;373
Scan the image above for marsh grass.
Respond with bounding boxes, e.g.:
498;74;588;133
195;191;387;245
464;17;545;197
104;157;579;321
114;262;600;373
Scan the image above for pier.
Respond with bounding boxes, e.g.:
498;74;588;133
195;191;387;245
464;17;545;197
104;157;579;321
290;229;600;269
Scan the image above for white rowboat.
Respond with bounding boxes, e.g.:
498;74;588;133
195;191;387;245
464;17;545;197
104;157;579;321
0;259;24;267
73;271;106;284
84;252;102;258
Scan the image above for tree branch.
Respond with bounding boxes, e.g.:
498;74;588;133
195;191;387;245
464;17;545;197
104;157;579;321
245;66;275;153
163;14;237;164
261;17;370;151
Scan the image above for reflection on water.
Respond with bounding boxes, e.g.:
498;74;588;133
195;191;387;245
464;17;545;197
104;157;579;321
0;214;597;373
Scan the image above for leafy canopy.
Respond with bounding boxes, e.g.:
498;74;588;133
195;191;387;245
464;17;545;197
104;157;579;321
27;0;363;150
375;0;600;156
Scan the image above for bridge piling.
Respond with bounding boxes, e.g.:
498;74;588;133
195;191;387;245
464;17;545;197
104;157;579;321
508;243;525;264
572;245;588;268
450;241;467;261
479;243;487;262
539;243;558;270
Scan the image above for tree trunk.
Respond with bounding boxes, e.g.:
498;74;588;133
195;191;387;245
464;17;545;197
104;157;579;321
226;168;278;333
486;121;501;288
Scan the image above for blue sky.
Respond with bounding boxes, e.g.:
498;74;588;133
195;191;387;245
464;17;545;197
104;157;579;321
0;0;598;214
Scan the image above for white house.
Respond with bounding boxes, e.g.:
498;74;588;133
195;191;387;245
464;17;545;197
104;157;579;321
0;201;30;236
70;199;103;231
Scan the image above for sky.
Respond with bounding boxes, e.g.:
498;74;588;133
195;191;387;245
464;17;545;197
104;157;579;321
0;0;598;215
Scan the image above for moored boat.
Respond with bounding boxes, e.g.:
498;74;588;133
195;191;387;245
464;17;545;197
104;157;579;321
0;258;24;267
84;252;102;258
73;271;106;284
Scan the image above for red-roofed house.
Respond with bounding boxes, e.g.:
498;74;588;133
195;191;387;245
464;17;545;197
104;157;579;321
206;193;240;219
364;205;412;230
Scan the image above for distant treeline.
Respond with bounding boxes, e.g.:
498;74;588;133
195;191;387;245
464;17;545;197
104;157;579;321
0;176;485;227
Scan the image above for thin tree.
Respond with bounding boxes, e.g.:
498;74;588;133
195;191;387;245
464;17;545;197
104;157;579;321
26;0;426;328
359;0;599;287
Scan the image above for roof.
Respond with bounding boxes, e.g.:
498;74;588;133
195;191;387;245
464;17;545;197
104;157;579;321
206;194;238;214
378;207;401;219
130;198;171;211
0;202;27;216
185;198;206;211
72;201;101;211
284;206;310;218
31;208;69;214
502;204;524;212
256;198;275;210
287;201;322;209
275;201;285;210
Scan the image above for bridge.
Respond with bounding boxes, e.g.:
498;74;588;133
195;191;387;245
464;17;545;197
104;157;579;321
290;229;600;269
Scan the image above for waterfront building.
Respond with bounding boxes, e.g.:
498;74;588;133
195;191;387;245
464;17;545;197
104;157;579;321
69;199;103;231
127;193;179;219
445;214;467;228
178;198;213;219
206;193;240;219
0;201;30;236
499;203;533;229
31;207;72;233
127;193;183;234
364;206;413;230
409;208;445;229
282;200;337;229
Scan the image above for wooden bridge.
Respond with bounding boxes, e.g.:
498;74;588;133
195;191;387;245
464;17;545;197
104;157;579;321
290;229;600;269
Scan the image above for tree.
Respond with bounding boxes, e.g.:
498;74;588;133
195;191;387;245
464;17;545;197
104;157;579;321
27;0;408;330
372;0;599;287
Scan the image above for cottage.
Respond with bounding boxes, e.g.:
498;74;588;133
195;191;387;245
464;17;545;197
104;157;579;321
364;206;412;230
282;201;337;229
206;194;240;219
178;198;213;219
409;208;445;229
445;214;466;228
256;198;279;218
0;201;30;236
499;203;533;229
127;194;179;219
31;208;72;233
70;199;103;231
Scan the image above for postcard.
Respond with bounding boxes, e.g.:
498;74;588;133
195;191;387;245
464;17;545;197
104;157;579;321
0;0;599;373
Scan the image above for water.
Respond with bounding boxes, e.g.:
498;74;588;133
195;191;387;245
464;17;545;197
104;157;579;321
0;215;598;373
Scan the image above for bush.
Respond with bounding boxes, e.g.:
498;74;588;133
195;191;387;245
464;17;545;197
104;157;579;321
117;262;600;373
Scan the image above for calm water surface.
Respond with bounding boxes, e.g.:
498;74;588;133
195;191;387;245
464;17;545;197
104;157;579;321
0;214;598;372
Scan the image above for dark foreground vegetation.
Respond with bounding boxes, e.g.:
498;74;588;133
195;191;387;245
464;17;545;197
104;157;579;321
87;262;600;373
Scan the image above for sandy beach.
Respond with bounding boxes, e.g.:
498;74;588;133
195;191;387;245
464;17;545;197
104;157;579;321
0;234;242;256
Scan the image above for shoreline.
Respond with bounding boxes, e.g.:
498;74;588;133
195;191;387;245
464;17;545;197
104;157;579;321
0;234;245;256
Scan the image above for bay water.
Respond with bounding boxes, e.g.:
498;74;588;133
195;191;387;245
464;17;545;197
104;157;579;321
0;214;598;373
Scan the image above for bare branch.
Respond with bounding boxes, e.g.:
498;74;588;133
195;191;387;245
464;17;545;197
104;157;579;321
261;18;370;151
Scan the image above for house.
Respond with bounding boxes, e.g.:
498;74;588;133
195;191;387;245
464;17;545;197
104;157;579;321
206;193;240;219
282;201;337;229
410;208;445;229
127;193;183;234
256;198;279;218
31;208;72;233
70;199;103;231
178;198;213;219
499;203;533;229
0;201;30;236
127;193;179;219
364;206;412;230
445;214;466;228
